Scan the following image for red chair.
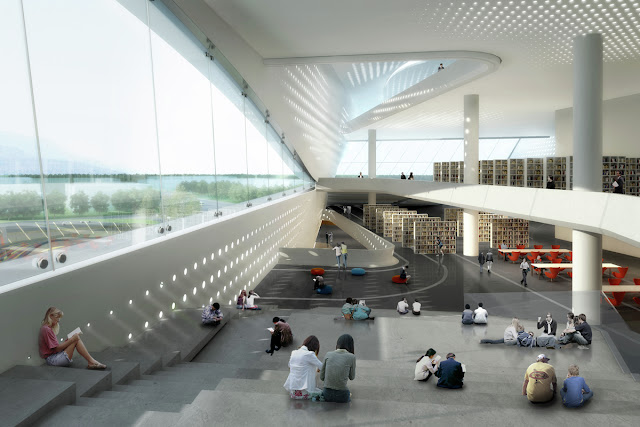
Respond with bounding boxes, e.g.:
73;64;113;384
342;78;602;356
567;271;573;278
606;278;625;306
612;267;629;279
564;252;573;262
310;268;325;276
533;245;543;250
392;275;408;284
551;245;561;249
551;258;563;264
546;251;559;261
544;268;560;281
602;267;608;276
633;297;640;305
516;244;525;250
634;278;640;286
526;251;540;263
507;252;520;263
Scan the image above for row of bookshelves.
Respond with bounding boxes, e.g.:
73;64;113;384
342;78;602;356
414;221;457;254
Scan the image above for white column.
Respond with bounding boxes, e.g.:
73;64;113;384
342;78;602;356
368;129;376;205
572;33;603;325
463;95;479;256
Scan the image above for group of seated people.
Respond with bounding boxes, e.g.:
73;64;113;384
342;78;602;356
414;348;464;389
397;297;421;315
523;354;593;407
341;298;374;320
480;312;592;349
283;334;356;403
236;290;261;310
461;303;488;324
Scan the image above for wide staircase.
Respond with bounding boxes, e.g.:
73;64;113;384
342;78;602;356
2;308;639;426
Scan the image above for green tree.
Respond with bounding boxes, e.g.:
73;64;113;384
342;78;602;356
90;191;110;212
111;189;142;213
165;191;200;218
69;191;90;214
140;188;161;213
46;191;67;215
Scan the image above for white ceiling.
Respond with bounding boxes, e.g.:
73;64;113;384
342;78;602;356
202;0;640;174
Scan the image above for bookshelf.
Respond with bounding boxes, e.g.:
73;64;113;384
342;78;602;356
433;163;442;182
363;204;391;229
510;158;525;187
376;206;402;234
627;157;640;196
402;215;437;249
545;157;568;190
602;156;626;193
490;218;530;248
480;160;494;185
391;212;417;243
441;162;451;182
526;158;544;188
414;220;457;254
450;161;464;183
495;160;509;186
385;210;414;240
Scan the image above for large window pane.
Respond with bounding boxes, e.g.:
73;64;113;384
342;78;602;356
0;0;52;286
24;0;162;269
245;100;271;207
149;2;216;231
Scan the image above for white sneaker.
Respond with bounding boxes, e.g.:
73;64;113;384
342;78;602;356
577;345;590;350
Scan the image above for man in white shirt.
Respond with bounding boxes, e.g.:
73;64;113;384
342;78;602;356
473;302;488;324
333;244;342;267
520;258;530;287
397;298;409;315
412;299;421;316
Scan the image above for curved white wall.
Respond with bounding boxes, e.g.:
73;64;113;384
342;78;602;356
0;190;326;373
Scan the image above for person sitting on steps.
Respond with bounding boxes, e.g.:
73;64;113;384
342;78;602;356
397;298;409;315
473;302;488;324
342;297;355;319
352;299;374;320
414;348;440;382
266;317;293;355
39;307;106;370
202;302;223;326
480;317;520;345
412;299;421;315
462;304;474;325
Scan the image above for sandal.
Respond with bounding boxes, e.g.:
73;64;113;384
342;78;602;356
87;362;107;370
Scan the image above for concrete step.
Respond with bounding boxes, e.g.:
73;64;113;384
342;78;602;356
70;358;139;385
76;396;185;413
0;377;75;427
110;384;204;404
156;389;637;427
132;410;182;427
32;403;169;427
92;389;197;405
0;365;111;399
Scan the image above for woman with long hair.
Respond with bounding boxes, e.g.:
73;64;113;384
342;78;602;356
414;348;440;381
38;307;106;369
236;290;247;310
283;335;324;400
480;317;521;345
320;334;356;403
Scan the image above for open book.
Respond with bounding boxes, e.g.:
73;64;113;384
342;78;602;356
434;355;441;363
67;327;82;339
461;363;466;373
267;327;274;333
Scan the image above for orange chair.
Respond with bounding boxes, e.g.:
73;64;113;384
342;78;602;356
567;271;573;278
564;252;573;262
551;245;561;249
544;268;560;281
546;251;559;261
392;275;408;284
602;267;608;276
612;267;629;279
551;258;563;264
634;278;640;286
526;251;540;263
310;268;325;276
507;252;520;263
533;245;543;250
633;297;640;305
516;244;525;250
606;278;625;306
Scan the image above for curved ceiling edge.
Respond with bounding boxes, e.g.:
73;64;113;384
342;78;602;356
263;51;502;66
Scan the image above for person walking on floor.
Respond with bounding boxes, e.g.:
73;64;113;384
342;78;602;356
341;242;348;269
436;236;444;257
612;170;624;194
561;364;593;408
329;232;333;245
325;232;329;245
333;244;342;267
478;252;485;273
485;250;493;273
520;258;530;287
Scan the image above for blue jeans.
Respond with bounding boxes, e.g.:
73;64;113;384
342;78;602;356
559;332;589;346
336;255;341;265
561;388;593;407
343;253;348;268
480;339;517;345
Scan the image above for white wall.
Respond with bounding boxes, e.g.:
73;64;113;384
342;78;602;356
555;93;640;157
172;0;347;180
0;190;326;373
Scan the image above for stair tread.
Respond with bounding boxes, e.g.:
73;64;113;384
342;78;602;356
0;377;75;427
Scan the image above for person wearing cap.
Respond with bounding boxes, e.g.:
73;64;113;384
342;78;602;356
522;354;557;403
435;353;464;389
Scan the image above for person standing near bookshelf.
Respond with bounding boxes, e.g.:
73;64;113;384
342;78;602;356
546;175;555;189
612;170;624;194
436;236;444;256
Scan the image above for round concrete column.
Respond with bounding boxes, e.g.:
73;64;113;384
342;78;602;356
463;95;479;256
368;129;376;205
572;33;603;325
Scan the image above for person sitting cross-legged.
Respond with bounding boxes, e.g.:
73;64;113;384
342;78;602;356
397;298;409;315
558;313;592;349
414;348;440;382
462;304;474;325
341;298;355;319
202;302;223;326
352;299;373;320
561;364;593;408
473;303;488;324
522;354;557;403
283;335;324;401
435;353;464;389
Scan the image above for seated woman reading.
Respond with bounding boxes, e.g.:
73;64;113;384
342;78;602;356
39;307;106;370
283;335;324;401
266;317;293;355
352;300;373;320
